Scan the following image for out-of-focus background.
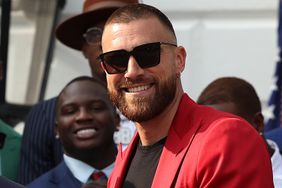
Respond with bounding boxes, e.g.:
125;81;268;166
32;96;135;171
0;0;280;129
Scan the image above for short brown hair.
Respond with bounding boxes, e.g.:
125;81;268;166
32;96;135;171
105;3;177;41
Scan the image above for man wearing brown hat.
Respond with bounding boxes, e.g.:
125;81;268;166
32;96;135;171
18;0;138;185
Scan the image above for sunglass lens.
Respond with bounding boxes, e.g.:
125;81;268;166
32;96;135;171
100;42;161;74
102;50;129;74
133;43;161;68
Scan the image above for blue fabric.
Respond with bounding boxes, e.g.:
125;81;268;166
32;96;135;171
265;61;282;131
0;176;25;188
265;127;282;151
27;161;82;188
18;97;63;185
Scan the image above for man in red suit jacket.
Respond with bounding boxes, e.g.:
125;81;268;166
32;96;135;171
100;3;274;188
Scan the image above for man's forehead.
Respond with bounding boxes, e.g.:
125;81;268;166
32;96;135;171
102;18;166;49
60;83;107;102
104;17;159;32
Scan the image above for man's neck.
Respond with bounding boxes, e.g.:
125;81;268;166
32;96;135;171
90;144;117;169
136;90;184;146
69;142;117;169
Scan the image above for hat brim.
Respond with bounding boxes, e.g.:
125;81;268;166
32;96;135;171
56;7;118;51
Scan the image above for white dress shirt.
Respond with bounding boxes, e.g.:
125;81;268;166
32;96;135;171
63;154;114;183
267;139;282;188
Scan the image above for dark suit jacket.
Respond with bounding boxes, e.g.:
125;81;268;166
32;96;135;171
0;176;25;188
265;127;282;152
18;97;63;185
27;161;82;188
108;94;274;188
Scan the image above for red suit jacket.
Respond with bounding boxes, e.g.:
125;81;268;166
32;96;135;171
108;94;274;188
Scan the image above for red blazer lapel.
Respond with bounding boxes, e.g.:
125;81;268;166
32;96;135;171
151;94;202;188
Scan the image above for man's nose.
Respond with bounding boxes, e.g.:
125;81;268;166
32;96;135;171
76;108;92;121
124;56;145;79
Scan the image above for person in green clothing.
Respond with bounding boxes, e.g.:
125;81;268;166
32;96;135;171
0;119;22;181
0;64;22;181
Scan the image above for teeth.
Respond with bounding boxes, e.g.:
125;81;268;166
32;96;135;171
76;128;96;138
127;85;150;93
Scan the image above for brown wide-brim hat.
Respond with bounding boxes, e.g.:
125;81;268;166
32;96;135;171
56;0;138;51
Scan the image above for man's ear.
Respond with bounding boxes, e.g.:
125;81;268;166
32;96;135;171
253;112;264;133
54;121;60;139
175;46;186;74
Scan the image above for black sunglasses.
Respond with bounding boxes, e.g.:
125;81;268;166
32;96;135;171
99;42;177;74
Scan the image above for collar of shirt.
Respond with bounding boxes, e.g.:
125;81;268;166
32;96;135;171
266;139;282;187
63;154;114;183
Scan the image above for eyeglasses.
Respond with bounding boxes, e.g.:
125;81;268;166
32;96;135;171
99;42;177;74
83;27;103;45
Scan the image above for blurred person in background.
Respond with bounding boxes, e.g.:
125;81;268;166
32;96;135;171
197;77;282;187
0;64;22;182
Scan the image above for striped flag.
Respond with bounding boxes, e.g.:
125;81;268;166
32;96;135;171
264;1;282;131
265;61;282;131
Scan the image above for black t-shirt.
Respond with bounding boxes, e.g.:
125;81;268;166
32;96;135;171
122;137;166;188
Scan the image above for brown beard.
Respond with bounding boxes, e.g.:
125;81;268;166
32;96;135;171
109;73;177;122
